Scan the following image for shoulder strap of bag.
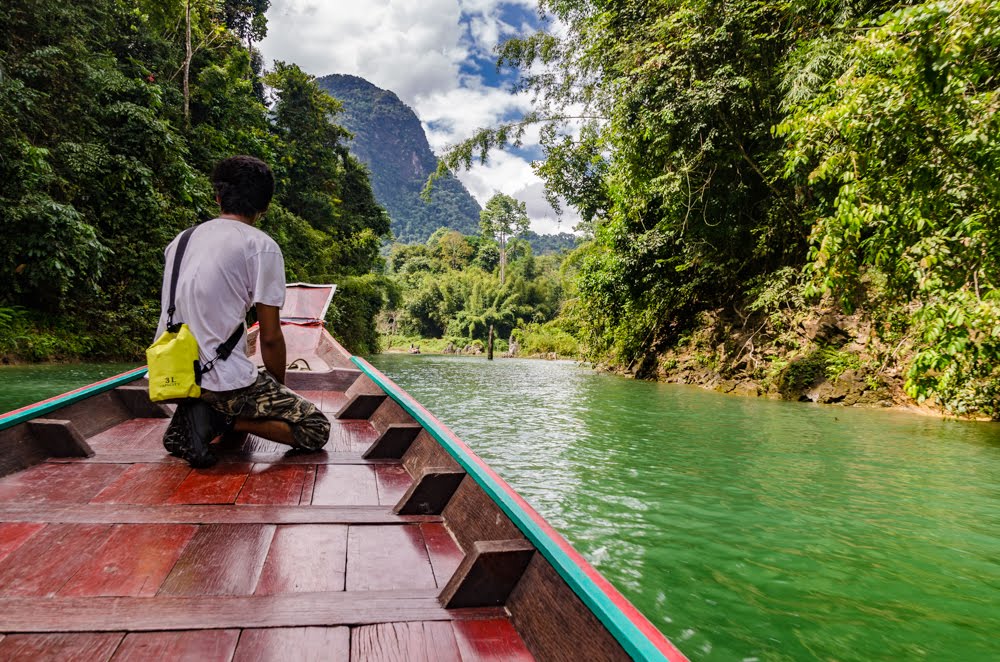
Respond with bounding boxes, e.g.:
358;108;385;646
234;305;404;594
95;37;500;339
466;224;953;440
200;322;245;376
166;226;198;333
165;223;248;376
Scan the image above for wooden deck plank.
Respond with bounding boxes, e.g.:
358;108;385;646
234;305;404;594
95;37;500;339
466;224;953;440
0;633;123;661
312;465;379;506
0;524;113;596
453;619;535;661
0;463;127;504
326;420;379;453
299;465;317;505
111;630;240;661
0;503;439;525
345;525;436;591
0;522;46;565
351;622;461;662
254;525;348;595
0;590;483;631
158;524;275;596
233;627;349;661
60;524;198;597
54;451;395;465
299;391;349;414
375;465;413;506
86;418;167;452
236;464;308;505
165;463;252;504
90;464;192;504
420;523;465;588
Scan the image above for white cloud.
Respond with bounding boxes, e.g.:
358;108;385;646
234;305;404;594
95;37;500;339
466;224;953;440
260;0;578;235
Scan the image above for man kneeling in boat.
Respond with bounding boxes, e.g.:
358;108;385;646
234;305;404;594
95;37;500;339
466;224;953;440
154;155;331;467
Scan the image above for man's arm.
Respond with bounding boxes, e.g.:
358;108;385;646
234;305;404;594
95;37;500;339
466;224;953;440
256;303;286;384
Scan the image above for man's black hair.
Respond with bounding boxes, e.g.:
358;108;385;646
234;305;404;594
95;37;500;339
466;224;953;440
211;155;275;217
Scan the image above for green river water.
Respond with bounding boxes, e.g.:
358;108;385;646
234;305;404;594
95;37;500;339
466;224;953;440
3;356;999;661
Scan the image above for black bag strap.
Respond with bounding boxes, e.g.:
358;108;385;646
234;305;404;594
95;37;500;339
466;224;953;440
201;323;245;376
164;223;244;375
166;226;197;333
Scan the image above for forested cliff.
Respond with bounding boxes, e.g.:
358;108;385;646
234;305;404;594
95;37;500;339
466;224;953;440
316;74;481;243
0;0;390;357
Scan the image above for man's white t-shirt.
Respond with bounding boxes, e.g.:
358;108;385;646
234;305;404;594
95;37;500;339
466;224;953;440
155;218;285;392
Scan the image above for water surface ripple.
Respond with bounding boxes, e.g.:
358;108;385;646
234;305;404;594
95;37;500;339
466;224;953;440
369;354;1000;662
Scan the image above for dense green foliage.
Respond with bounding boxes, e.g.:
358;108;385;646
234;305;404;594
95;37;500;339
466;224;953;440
443;0;1000;417
384;227;578;356
0;0;389;358
316;74;482;243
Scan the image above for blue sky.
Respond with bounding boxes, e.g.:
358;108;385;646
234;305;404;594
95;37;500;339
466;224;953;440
259;0;577;234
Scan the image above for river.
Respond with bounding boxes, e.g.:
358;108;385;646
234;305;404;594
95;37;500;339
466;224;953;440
365;354;1000;662
2;356;999;660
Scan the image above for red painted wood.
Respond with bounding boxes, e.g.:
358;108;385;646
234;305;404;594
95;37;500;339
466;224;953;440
0;463;126;504
0;522;45;565
236;464;307;505
158;524;275;596
420;523;465;588
233;627;349;661
111;629;240;661
254;525;348;595
90;463;191;504
0;633;123;661
0;590;462;632
345;525;436;591
165;463;252;504
312;465;379;506
86;418;167;452
375;465;412;506
299;465;317;505
0;502;437;525
452;618;535;661
326;420;379;453
60;524;197;597
0;524;113;596
351;622;461;662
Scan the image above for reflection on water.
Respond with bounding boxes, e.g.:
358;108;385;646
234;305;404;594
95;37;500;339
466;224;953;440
369;353;1000;662
0;363;139;415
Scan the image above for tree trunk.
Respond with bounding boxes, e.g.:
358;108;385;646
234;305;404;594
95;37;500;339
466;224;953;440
488;325;494;361
183;0;192;127
499;235;506;285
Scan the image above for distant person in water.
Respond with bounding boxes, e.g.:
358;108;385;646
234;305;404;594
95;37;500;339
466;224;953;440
155;155;330;467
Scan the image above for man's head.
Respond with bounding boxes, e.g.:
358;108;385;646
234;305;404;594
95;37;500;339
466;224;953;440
211;155;275;219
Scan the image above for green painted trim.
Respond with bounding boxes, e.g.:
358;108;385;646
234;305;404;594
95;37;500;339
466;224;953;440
0;367;149;432
352;356;674;662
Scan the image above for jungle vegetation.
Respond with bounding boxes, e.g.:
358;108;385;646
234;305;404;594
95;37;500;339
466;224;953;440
0;0;390;357
436;0;1000;418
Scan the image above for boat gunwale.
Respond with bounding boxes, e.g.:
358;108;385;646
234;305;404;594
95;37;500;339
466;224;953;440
351;356;686;662
0;366;148;431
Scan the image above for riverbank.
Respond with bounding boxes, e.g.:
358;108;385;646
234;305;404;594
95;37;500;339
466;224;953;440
613;305;988;420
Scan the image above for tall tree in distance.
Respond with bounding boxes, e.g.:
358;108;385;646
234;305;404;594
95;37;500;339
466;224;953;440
480;193;529;285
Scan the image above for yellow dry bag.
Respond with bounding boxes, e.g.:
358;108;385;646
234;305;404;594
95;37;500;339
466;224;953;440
147;323;202;401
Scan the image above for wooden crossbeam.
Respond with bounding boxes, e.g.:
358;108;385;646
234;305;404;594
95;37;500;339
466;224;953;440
335;375;387;420
0;503;440;525
0;590;504;632
26;419;93;458
363;423;423;460
47;452;399;466
113;385;172;419
394;467;466;515
439;539;535;609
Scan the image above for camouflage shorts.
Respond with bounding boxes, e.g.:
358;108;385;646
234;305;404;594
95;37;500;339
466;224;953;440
201;370;331;450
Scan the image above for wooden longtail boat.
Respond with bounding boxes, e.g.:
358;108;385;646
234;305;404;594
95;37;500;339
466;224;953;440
0;284;687;661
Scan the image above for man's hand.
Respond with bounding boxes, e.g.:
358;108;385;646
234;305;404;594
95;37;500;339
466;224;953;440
256;303;286;384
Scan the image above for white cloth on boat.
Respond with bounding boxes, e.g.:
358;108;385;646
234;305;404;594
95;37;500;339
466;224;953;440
155;217;286;392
